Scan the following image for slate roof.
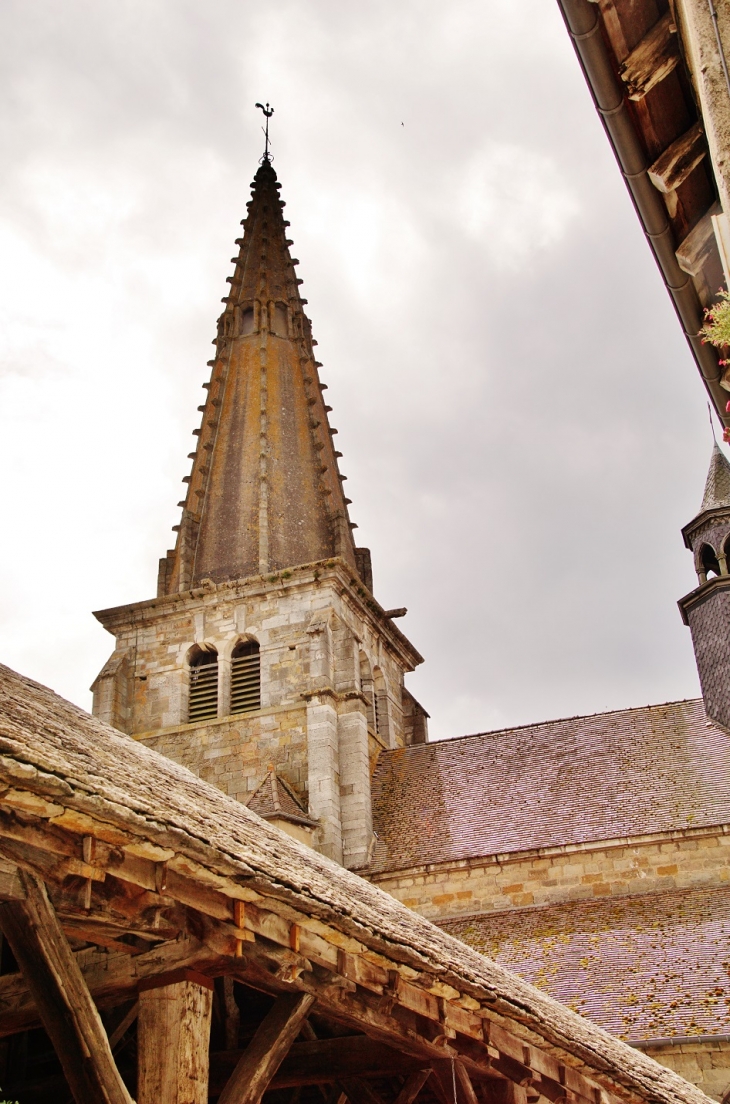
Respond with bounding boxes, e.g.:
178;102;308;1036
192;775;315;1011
246;768;316;826
441;885;730;1043
369;699;730;873
700;443;730;513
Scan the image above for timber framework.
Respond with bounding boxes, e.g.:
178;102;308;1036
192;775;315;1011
0;663;714;1104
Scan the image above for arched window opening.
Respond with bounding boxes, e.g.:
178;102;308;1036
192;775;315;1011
231;639;261;714
240;307;255;336
700;543;721;580
188;646;218;723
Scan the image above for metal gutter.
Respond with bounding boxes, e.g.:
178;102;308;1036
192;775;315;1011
556;0;727;423
632;1032;730;1049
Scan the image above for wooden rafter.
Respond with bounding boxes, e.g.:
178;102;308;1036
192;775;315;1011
217;991;315;1104
0;661;713;1104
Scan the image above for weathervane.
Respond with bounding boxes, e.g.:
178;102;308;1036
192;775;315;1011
255;102;274;161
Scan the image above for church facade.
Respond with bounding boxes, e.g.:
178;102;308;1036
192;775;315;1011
92;156;730;1100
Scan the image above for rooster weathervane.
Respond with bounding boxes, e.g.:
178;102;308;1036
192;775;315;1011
255;102;274;161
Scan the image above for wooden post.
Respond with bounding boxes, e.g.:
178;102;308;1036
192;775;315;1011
218;990;315;1104
0;870;133;1104
137;970;213;1104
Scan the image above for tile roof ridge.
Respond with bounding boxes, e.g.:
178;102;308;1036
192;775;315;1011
386;697;706;752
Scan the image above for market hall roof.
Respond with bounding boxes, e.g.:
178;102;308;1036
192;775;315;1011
369;699;730;873
0;661;715;1104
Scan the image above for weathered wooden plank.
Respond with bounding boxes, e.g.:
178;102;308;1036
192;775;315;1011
0;870;133;1104
137;975;213;1104
618;11;679;100
0;934;217;1037
648;122;706;194
218;990;315;1104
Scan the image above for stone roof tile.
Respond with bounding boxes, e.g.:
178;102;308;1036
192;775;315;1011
0;661;713;1104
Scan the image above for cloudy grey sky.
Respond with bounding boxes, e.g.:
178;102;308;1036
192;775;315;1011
0;0;717;739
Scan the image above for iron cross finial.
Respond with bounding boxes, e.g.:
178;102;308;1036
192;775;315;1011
255;102;274;160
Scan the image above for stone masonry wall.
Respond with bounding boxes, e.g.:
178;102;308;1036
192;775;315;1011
370;827;730;921
93;562;421;865
137;701;307;808
643;1040;730;1101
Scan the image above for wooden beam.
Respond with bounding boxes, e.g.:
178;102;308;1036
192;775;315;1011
394;1071;433;1104
218;991;315;1104
108;1001;139;1051
648;122;706;194
486;1084;529;1104
137;973;213;1104
0;934;217;1037
618;12;679;100
0;870;133;1104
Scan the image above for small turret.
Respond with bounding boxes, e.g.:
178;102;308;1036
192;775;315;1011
678;443;730;727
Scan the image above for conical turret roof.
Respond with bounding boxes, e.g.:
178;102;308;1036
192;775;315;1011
700;442;730;512
159;159;360;594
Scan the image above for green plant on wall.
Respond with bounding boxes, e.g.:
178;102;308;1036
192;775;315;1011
701;290;730;440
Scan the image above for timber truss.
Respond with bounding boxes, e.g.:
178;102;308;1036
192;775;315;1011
0;663;711;1104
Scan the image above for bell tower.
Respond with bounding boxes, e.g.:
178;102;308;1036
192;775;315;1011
91;154;427;868
679;442;730;729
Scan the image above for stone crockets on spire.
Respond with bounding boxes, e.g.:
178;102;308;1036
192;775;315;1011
158;158;360;595
91;154;426;871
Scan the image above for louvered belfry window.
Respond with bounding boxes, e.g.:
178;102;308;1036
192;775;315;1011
188;648;219;723
231;639;261;715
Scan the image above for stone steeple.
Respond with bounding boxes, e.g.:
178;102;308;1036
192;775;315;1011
700;442;730;513
91;154;427;870
158;158;359;596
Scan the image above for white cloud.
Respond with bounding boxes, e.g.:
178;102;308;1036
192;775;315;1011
459;143;581;269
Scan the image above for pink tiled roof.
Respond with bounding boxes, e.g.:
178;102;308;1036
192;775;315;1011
370;699;730;872
441;886;730;1042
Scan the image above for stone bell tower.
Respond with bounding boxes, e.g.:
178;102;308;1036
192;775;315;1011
91;155;427;868
678;442;730;729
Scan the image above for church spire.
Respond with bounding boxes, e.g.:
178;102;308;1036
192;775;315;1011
159;159;360;595
700;441;730;512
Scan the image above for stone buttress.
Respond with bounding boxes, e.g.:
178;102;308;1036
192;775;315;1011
91;158;427;869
